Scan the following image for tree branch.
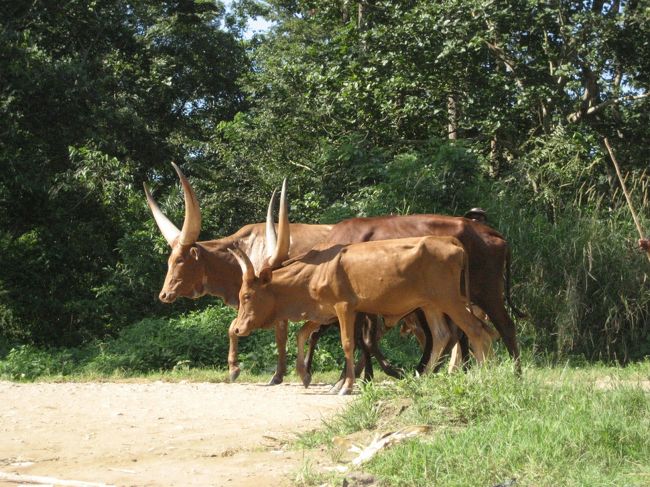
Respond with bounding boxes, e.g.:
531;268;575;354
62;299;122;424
567;93;649;123
484;40;525;91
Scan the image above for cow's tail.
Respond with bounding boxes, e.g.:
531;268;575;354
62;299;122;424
505;244;527;319
461;245;474;316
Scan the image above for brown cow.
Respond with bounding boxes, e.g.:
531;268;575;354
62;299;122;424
229;192;494;395
314;213;521;371
144;164;332;383
301;211;521;381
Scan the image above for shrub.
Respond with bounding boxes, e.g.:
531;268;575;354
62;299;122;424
0;345;80;380
84;304;235;374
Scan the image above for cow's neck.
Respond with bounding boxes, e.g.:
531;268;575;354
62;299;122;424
270;264;332;323
199;241;243;308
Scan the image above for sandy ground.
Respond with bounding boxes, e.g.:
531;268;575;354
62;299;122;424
0;381;351;487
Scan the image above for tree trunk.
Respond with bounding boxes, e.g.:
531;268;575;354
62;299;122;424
358;1;366;30
447;94;458;140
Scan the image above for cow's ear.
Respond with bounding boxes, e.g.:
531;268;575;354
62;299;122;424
190;246;200;261
259;267;273;285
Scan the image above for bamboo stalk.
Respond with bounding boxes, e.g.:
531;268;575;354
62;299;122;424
603;137;650;261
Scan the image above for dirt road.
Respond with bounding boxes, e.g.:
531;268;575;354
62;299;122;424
0;381;351;487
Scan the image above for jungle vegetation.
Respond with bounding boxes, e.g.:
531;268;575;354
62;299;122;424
1;0;649;374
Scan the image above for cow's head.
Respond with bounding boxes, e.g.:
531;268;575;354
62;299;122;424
229;180;289;336
144;163;205;303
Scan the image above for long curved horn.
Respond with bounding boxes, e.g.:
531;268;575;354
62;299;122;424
143;182;181;246
228;246;255;282
171;162;201;246
265;189;278;259
268;179;290;267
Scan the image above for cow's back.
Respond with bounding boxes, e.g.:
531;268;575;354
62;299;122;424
326;214;502;246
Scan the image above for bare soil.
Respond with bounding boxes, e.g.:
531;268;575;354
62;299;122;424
0;381;351;487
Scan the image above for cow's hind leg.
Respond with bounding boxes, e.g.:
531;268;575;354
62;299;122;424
458;332;470;370
420;308;451;373
413;309;433;375
334;303;357;396
359;315;374;381
479;296;521;373
443;320;466;373
445;305;491;365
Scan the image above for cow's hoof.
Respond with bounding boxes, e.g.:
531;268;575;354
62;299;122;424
267;374;283;386
229;368;241;383
329;379;344;394
338;386;352;396
301;373;312;388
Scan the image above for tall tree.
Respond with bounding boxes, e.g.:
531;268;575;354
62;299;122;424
0;0;248;344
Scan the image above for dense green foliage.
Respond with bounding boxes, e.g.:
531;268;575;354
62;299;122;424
0;304;231;379
1;0;649;364
297;363;650;486
0;0;248;345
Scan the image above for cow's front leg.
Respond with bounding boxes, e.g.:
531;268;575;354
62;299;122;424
227;319;241;382
268;320;288;385
335;303;357;396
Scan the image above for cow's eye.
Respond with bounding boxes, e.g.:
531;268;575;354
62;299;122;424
175;258;184;265
243;293;251;301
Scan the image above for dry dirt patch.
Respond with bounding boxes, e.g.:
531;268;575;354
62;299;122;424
0;381;351;487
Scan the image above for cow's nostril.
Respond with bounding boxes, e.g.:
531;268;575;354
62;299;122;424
159;291;176;303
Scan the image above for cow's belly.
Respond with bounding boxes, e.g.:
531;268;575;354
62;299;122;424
353;284;429;318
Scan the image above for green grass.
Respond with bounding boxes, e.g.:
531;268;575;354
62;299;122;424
297;360;650;487
0;347;350;384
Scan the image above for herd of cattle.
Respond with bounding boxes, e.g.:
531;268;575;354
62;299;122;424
144;163;523;394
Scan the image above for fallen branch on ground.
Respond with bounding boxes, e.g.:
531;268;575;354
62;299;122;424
349;425;431;466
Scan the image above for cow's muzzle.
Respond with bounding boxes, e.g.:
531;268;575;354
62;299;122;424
159;290;177;303
233;322;251;337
